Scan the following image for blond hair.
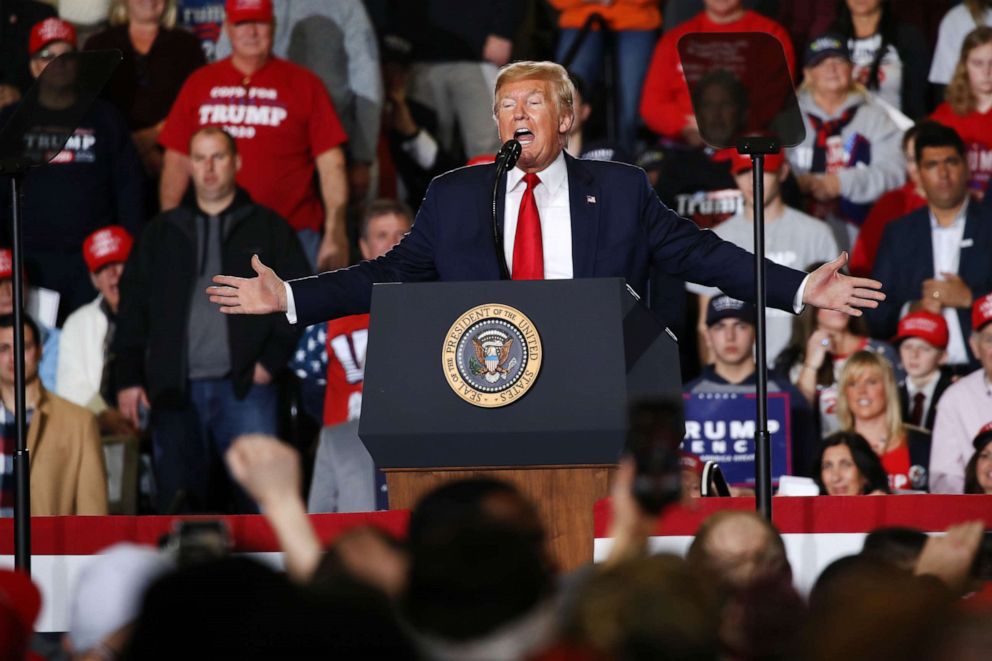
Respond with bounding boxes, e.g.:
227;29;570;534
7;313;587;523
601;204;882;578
836;351;904;447
493;61;575;120
945;26;992;115
109;0;178;29
798;61;868;98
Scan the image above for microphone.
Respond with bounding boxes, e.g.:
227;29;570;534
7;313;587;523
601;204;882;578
495;139;522;175
492;139;521;280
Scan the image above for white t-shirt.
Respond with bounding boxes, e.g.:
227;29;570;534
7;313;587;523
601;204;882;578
930;5;992;84
687;206;839;364
850;34;904;111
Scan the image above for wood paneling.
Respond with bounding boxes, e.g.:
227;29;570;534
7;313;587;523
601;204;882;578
385;465;616;571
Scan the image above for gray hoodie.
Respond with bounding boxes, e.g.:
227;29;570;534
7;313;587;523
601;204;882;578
788;89;905;205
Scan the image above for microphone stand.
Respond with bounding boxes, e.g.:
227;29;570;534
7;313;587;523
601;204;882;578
3;170;31;572
492;139;521;280
736;135;778;521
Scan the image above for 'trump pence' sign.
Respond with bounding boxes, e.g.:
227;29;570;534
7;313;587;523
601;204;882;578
681;392;792;486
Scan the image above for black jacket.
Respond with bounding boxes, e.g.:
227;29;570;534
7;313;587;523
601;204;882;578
114;189;310;406
898;369;953;431
905;426;932;491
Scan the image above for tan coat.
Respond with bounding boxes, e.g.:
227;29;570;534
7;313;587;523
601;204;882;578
27;387;108;515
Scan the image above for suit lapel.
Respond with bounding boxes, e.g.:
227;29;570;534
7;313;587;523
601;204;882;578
26;388;47;459
915;211;935;281
565;154;600;277
491;170;508;279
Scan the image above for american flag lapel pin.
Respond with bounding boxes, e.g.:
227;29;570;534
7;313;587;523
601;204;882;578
586;195;596;204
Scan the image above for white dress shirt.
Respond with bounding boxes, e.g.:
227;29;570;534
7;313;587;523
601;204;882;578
503;151;572;279
929;200;969;365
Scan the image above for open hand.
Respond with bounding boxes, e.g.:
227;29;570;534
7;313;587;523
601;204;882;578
226;434;301;511
802;252;885;316
207;254;287;315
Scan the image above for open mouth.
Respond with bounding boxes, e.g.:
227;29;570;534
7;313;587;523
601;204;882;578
514;128;535;145
857;398;872;407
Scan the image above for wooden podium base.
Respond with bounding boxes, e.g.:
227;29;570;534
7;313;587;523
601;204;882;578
385;465;616;571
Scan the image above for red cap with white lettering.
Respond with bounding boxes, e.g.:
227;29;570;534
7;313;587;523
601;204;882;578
894;311;949;349
973;422;992;453
680;451;705;476
29;18;77;56
0;249;11;279
714;149;786;176
225;0;273;23
973;293;992;333
83;226;133;273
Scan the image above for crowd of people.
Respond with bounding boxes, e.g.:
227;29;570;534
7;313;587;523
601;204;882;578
0;0;987;511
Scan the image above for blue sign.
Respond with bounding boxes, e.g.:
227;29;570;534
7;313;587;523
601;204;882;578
681;392;792;486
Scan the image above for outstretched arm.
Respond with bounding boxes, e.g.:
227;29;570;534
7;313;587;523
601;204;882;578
226;434;322;582
208;254;288;315
802;252;885;316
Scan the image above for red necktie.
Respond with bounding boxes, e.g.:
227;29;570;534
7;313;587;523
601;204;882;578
512;173;543;280
909;391;925;426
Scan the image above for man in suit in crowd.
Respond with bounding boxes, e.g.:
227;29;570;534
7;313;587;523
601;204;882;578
0;314;106;516
207;61;883;329
869;122;992;373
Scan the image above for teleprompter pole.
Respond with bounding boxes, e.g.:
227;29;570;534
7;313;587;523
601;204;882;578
10;174;30;572
737;136;778;521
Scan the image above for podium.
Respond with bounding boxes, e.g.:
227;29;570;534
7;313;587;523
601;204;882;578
359;278;680;569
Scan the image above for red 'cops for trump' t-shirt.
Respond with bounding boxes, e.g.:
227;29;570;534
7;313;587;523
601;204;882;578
159;57;347;232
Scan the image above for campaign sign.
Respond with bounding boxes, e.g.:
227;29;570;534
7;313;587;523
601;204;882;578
681;392;792;486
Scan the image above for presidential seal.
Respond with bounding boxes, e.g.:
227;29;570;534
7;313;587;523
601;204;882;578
442;304;543;408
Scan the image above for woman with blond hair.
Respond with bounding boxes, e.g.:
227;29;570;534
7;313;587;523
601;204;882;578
836;350;931;491
84;0;204;177
931;26;992;201
786;34;904;252
775;278;900;436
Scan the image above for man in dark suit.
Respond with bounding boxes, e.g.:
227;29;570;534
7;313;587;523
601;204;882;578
868;123;992;372
208;61;883;329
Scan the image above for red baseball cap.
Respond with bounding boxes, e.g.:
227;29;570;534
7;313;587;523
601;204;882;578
466;154;496;166
225;0;273;24
83;226;133;273
894;311;949;349
0;249;11;279
714;148;785;176
0;568;42;637
973;422;992;453
973;293;992;333
28;18;77;56
680;451;705;477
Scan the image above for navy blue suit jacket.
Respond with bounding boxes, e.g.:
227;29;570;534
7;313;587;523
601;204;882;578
867;202;992;360
291;154;807;327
